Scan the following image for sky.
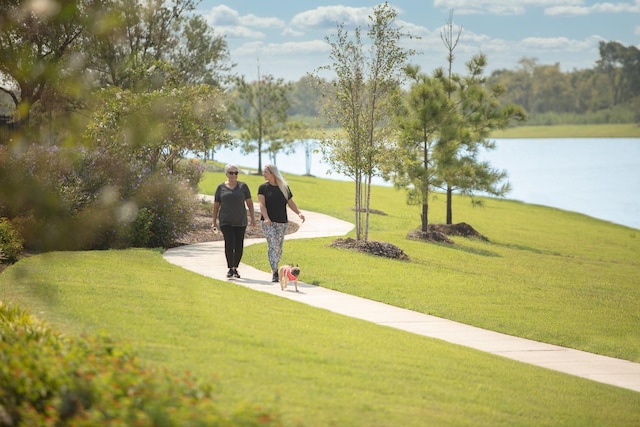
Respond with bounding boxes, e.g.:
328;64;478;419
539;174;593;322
193;0;640;82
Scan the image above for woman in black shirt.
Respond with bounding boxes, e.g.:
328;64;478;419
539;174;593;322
258;164;305;282
212;164;255;278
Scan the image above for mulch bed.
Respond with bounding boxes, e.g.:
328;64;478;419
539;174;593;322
330;223;488;260
170;204;298;247
330;238;410;260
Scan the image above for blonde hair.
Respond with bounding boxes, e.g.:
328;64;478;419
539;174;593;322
264;164;289;200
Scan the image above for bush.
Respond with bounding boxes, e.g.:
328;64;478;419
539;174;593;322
130;207;155;247
133;173;199;248
175;159;205;192
0;218;23;264
0;144;200;251
0;301;283;426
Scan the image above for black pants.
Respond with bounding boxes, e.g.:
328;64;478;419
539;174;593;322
220;225;246;269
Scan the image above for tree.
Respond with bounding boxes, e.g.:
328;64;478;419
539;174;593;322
391;66;451;233
436;13;525;224
170;14;232;87
0;0;91;127
288;75;323;118
436;54;525;224
84;82;230;172
82;0;230;89
313;2;414;241
597;41;640;106
228;69;292;173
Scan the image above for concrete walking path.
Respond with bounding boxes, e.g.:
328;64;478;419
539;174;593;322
163;199;640;393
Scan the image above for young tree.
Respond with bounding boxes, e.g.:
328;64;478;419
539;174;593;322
391;66;452;233
436;54;526;224
437;13;525;224
313;2;414;241
228;71;292;173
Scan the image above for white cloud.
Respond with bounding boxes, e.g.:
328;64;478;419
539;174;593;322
433;0;518;15
398;19;431;37
291;5;373;30
207;5;241;25
212;25;265;40
520;36;589;51
235;40;329;58
545;6;589;15
433;0;586;15
240;13;284;29
205;5;284;40
635;25;640;35
546;2;640;15
434;0;640;16
282;27;304;37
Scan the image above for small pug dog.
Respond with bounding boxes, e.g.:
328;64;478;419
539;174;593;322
278;264;301;292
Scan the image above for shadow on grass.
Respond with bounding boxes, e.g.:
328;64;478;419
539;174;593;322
437;242;502;257
494;242;561;256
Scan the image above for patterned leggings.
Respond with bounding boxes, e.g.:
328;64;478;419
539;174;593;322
261;221;287;272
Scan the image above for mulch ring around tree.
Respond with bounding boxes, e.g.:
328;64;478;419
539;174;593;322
330;238;410;261
407;222;489;244
330;223;488;260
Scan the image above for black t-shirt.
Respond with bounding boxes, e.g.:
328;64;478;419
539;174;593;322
258;182;292;223
214;181;251;227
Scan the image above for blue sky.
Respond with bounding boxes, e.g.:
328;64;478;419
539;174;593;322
194;0;640;81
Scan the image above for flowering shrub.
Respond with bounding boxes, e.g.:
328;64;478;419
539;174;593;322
0;218;23;264
0;301;283;426
175;159;205;192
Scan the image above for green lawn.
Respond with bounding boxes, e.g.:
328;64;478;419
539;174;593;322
1;171;639;426
203;172;640;363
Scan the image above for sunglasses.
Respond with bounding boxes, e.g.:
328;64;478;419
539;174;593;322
227;171;239;175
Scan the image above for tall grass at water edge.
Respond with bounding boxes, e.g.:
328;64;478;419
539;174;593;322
491;123;640;138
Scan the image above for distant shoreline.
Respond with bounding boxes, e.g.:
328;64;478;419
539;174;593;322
260;123;640;141
491;123;640;139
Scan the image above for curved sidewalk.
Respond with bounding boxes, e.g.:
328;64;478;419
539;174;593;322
163;200;640;393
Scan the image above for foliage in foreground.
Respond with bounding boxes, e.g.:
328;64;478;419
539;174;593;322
0;301;282;427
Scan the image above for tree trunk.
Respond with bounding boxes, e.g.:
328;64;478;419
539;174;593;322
446;185;453;224
355;169;362;241
364;173;372;242
421;202;428;233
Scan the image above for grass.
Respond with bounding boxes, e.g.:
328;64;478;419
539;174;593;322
204;172;640;363
2;250;639;426
491;123;640;138
2;171;640;425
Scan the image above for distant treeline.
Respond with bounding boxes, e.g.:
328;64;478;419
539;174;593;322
285;41;640;127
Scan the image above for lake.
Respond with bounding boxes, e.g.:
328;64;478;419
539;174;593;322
211;138;640;230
